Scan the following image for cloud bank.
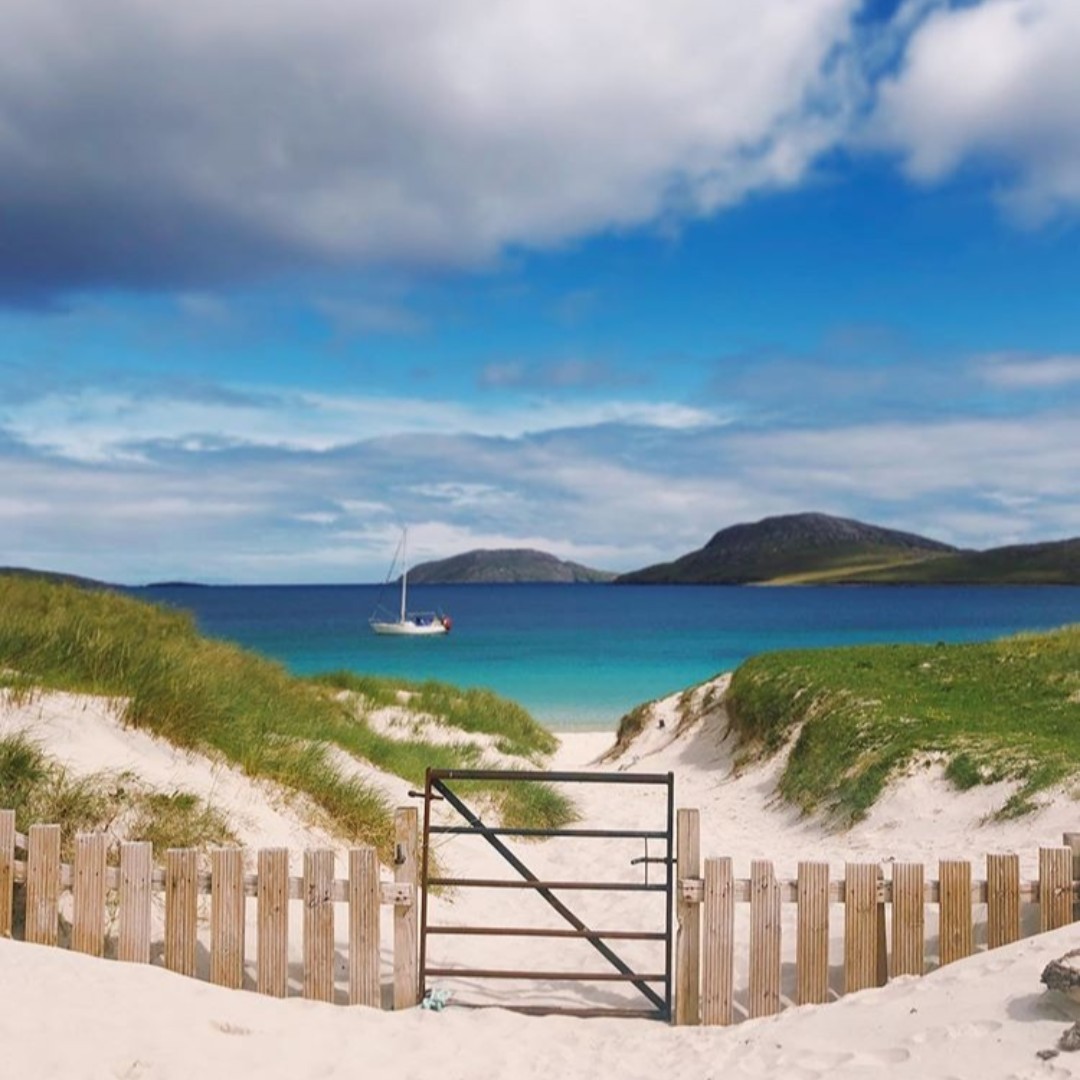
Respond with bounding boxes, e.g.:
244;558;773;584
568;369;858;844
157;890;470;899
0;0;858;299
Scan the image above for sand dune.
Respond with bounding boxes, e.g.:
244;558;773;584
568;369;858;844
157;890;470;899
4;678;1080;1078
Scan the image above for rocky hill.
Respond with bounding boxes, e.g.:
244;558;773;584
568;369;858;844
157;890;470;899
615;512;957;584
406;548;615;584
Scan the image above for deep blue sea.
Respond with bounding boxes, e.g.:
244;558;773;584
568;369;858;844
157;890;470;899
132;584;1080;731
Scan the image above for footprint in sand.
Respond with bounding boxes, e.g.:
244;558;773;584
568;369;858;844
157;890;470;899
847;1047;912;1068
908;1020;1003;1046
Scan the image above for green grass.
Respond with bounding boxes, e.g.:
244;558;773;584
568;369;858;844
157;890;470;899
0;574;574;857
725;625;1080;825
0;731;235;858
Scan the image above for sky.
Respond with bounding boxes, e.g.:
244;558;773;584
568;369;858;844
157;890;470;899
2;0;1080;584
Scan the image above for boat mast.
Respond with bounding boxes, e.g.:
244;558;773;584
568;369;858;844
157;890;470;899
400;528;408;623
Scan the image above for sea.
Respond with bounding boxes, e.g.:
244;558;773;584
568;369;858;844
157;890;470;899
131;584;1080;731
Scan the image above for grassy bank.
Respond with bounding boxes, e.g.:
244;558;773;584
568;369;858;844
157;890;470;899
726;625;1080;824
0;575;573;855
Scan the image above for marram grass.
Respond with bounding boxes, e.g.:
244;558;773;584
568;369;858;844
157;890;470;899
726;625;1080;824
0;574;574;858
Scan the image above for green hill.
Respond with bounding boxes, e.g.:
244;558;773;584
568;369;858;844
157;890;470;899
616;512;955;584
836;537;1080;585
407;548;615;584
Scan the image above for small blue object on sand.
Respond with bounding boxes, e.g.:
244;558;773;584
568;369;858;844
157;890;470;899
421;988;453;1011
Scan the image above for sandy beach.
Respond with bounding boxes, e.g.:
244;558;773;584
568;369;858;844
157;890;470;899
4;678;1080;1078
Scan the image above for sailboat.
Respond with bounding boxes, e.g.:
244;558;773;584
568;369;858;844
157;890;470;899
369;528;452;636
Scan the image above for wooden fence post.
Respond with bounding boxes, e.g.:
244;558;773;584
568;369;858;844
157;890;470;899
0;810;13;939
26;823;61;946
701;856;733;1026
394;808;419;1009
304;848;336;1003
891;862;924;976
674;808;701;1025
118;841;152;964
1040;847;1073;932
986;853;1020;949
1064;833;1080;921
257;848;289;997
165;848;198;977
349;846;381;1007
72;832;107;957
844;863;878;993
749;859;781;1017
796;861;829;1005
210;847;246;990
939;859;973;966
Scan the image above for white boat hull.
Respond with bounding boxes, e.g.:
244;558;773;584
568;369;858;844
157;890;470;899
370;618;450;636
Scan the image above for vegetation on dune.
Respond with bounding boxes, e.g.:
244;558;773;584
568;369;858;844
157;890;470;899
0;731;235;859
0;575;574;856
726;625;1080;825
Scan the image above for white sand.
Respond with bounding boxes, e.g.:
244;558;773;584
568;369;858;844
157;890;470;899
4;678;1080;1078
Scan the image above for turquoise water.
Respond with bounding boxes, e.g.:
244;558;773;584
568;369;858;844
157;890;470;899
134;584;1080;730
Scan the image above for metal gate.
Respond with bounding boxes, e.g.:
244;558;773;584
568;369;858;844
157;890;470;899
417;767;675;1019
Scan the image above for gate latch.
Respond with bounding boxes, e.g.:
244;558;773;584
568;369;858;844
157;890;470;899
630;839;673;885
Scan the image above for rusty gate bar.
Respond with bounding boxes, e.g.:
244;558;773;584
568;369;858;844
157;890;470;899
418;767;675;1019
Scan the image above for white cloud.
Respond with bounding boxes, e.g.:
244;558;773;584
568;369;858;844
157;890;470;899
0;0;860;294
1;385;722;463
978;353;1080;388
872;0;1080;219
4;402;1080;582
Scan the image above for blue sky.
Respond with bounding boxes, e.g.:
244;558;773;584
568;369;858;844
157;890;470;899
2;0;1079;583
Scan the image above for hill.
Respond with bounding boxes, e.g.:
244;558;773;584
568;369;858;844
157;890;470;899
615;512;956;584
407;548;615;584
836;537;1080;585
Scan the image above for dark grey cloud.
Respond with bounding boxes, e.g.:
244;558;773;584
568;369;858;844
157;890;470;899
0;0;861;303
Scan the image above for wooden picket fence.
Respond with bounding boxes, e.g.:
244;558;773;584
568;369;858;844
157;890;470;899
5;802;1080;1024
0;807;420;1009
671;809;1080;1025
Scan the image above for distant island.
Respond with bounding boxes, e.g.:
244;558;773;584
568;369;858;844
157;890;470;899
4;512;1079;587
614;512;1080;585
406;548;616;584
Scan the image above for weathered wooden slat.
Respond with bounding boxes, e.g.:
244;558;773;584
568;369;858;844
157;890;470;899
701;856;734;1026
304;849;336;1002
72;832;107;957
939;860;973;966
349;846;381;1007
986;853;1020;949
749;859;781;1018
675;808;701;1025
257;848;289;997
891;862;924;977
1040;847;1073;932
165;848;199;977
394;808;419;1010
26;823;61;946
0;809;13;939
844;863;878;993
118;841;152;963
1064;832;1080;922
211;847;246;989
796;861;829;1005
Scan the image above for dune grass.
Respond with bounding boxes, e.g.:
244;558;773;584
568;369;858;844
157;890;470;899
0;730;235;859
0;574;574;854
725;625;1080;824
